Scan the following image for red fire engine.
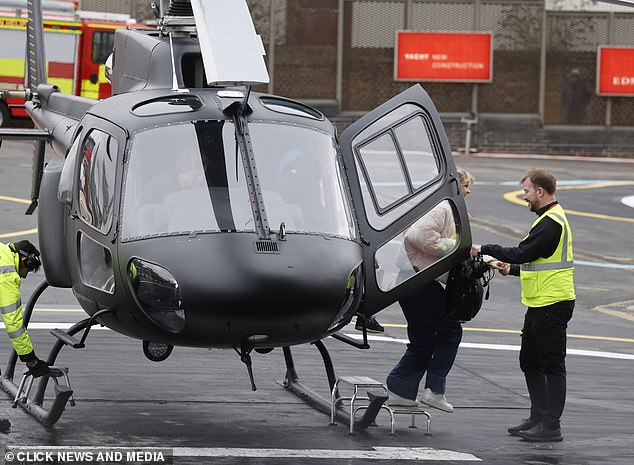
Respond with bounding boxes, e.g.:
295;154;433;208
0;0;137;126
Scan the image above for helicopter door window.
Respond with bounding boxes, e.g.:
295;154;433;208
352;104;442;231
78;129;118;234
393;116;439;190
78;231;115;294
357;132;409;210
374;199;460;292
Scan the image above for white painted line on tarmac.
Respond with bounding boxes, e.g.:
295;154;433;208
9;446;481;461
0;322;108;330
623;195;634;208
575;260;634;270
4;324;632;360
344;334;634;360
171;446;481;461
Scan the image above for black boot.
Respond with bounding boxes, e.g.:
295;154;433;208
508;417;539;437
518;423;563;442
0;418;11;434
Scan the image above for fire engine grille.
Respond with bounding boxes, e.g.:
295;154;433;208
254;241;280;254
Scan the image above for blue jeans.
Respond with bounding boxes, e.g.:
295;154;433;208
386;279;463;400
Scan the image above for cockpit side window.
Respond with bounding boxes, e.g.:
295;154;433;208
58;132;82;204
77;129;118;234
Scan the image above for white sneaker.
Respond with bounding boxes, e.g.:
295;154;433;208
387;390;420;407
420;388;454;413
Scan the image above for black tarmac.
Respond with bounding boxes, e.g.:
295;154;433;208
1;141;633;465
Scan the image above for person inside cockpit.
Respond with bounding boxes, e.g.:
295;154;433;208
273;149;321;231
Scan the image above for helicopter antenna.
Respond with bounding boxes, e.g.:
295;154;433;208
168;32;189;93
242;85;251;115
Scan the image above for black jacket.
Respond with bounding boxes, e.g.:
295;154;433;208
481;201;562;276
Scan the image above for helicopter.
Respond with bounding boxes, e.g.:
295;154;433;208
0;0;471;426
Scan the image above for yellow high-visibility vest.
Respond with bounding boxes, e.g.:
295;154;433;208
0;242;34;357
520;204;576;307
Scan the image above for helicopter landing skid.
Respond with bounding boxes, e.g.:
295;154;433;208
280;341;387;433
0;280;94;426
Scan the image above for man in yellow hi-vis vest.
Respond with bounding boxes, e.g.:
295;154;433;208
471;169;574;443
1;240;49;434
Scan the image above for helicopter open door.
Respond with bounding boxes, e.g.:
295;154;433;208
339;84;471;317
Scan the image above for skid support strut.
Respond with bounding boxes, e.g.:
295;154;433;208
0;279;95;426
281;340;387;432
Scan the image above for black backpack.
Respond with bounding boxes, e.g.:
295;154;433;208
444;258;489;322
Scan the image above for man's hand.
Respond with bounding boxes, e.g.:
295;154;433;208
470;244;482;259
26;359;49;378
490;260;511;276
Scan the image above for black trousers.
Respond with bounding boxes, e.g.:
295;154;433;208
519;300;574;430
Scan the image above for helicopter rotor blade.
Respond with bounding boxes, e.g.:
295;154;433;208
26;0;48;92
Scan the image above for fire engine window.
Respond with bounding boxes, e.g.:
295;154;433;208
78;129;118;234
92;31;115;65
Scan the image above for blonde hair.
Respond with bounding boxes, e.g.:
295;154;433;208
458;168;475;187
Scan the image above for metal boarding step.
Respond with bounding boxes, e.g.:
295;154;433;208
389;406;433;436
12;366;75;408
330;375;432;435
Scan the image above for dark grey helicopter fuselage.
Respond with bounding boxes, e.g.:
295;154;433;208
36;86;364;349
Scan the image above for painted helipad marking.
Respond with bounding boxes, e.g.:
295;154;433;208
0;194;31;205
381;324;634;344
173;447;481;461
344;334;634;360
11;315;634;344
0;322;108;330
9;446;481;461
5;324;633;358
623;195;634;208
0;227;38;239
0;194;38;238
33;307;86;313
503;181;634;223
574;259;634;270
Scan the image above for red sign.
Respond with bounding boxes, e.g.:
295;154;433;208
597;46;634;97
395;31;492;82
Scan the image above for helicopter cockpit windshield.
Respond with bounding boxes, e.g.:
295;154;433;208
121;120;355;241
